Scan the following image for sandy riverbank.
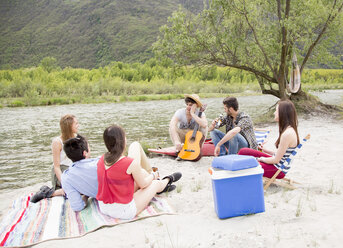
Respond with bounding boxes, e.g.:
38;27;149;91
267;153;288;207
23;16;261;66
1;115;343;248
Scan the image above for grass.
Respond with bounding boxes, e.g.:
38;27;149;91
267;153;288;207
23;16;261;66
0;83;342;108
176;183;183;193
0;92;231;108
191;180;203;192
327;179;342;195
295;198;303;217
328;179;334;194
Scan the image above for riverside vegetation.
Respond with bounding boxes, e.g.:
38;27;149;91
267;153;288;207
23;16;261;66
0;58;342;108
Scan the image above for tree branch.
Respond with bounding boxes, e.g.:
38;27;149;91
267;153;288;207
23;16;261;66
277;0;281;21
300;1;343;72
278;0;290;82
241;0;278;80
221;61;278;83
207;9;230;64
262;89;280;98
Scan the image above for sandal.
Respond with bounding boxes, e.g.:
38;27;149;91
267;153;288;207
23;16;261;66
157;184;176;195
163;172;182;186
157;172;182;195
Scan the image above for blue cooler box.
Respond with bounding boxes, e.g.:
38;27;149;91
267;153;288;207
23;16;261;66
211;155;265;219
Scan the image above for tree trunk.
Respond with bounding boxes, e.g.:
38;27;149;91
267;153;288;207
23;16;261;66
290;89;343;114
289;89;311;101
278;77;287;99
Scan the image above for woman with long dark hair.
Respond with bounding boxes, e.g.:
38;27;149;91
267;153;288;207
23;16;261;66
238;99;299;179
97;125;182;219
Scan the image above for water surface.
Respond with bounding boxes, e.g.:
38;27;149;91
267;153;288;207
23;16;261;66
0;91;342;193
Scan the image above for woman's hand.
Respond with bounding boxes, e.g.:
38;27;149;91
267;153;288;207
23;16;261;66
214;145;220;157
258;141;266;152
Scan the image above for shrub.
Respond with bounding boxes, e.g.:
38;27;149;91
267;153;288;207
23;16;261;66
10;100;25;107
39;57;59;73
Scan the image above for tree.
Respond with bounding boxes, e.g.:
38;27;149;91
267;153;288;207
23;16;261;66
39;57;59;73
154;0;343;103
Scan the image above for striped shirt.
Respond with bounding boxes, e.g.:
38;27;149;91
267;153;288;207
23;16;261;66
274;146;297;174
220;111;258;150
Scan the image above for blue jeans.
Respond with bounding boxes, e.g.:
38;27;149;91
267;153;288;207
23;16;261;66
210;129;249;156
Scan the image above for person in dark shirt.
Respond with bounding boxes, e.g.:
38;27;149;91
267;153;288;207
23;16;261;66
209;97;257;156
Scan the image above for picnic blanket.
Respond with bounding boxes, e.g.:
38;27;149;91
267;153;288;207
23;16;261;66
148;129;270;157
0;194;174;247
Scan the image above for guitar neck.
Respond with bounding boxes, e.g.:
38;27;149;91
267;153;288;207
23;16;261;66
191;110;203;137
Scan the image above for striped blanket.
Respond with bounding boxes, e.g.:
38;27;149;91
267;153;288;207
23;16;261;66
0;194;174;247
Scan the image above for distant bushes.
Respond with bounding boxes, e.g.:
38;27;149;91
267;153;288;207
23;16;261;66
0;59;342;107
0;59;262;98
301;69;343;91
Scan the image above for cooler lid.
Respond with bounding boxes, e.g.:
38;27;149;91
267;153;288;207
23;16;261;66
210;164;264;180
212;154;259;171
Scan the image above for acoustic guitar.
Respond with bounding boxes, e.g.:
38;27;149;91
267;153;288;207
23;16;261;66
177;105;206;161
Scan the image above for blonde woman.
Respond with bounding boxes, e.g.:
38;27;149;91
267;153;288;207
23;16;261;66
51;114;79;189
31;114;79;203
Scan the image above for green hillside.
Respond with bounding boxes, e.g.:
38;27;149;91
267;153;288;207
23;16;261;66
0;0;204;69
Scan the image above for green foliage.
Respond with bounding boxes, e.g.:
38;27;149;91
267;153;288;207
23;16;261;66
0;60;342;107
0;0;206;69
9;100;25;107
39;57;59;73
154;0;343;99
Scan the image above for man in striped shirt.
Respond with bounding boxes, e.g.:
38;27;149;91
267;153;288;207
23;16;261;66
209;97;258;156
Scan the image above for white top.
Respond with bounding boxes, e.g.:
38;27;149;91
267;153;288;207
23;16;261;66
56;136;73;166
210;165;264;180
174;108;205;129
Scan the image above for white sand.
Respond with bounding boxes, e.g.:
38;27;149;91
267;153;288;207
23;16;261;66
1;116;343;248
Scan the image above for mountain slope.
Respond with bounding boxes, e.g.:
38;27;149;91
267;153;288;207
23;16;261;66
0;0;204;69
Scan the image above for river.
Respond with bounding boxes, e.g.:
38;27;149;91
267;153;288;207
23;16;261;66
0;90;342;193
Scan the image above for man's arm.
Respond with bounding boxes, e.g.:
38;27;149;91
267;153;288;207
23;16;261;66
169;114;182;151
62;177;85;212
208;118;216;132
214;126;241;156
217;126;241;147
190;105;208;128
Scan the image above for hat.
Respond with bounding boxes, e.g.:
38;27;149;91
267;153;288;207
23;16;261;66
184;94;203;108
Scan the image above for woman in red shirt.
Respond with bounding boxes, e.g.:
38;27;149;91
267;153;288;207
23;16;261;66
97;125;182;220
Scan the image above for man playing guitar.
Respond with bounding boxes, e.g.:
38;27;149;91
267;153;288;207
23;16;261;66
169;94;208;155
